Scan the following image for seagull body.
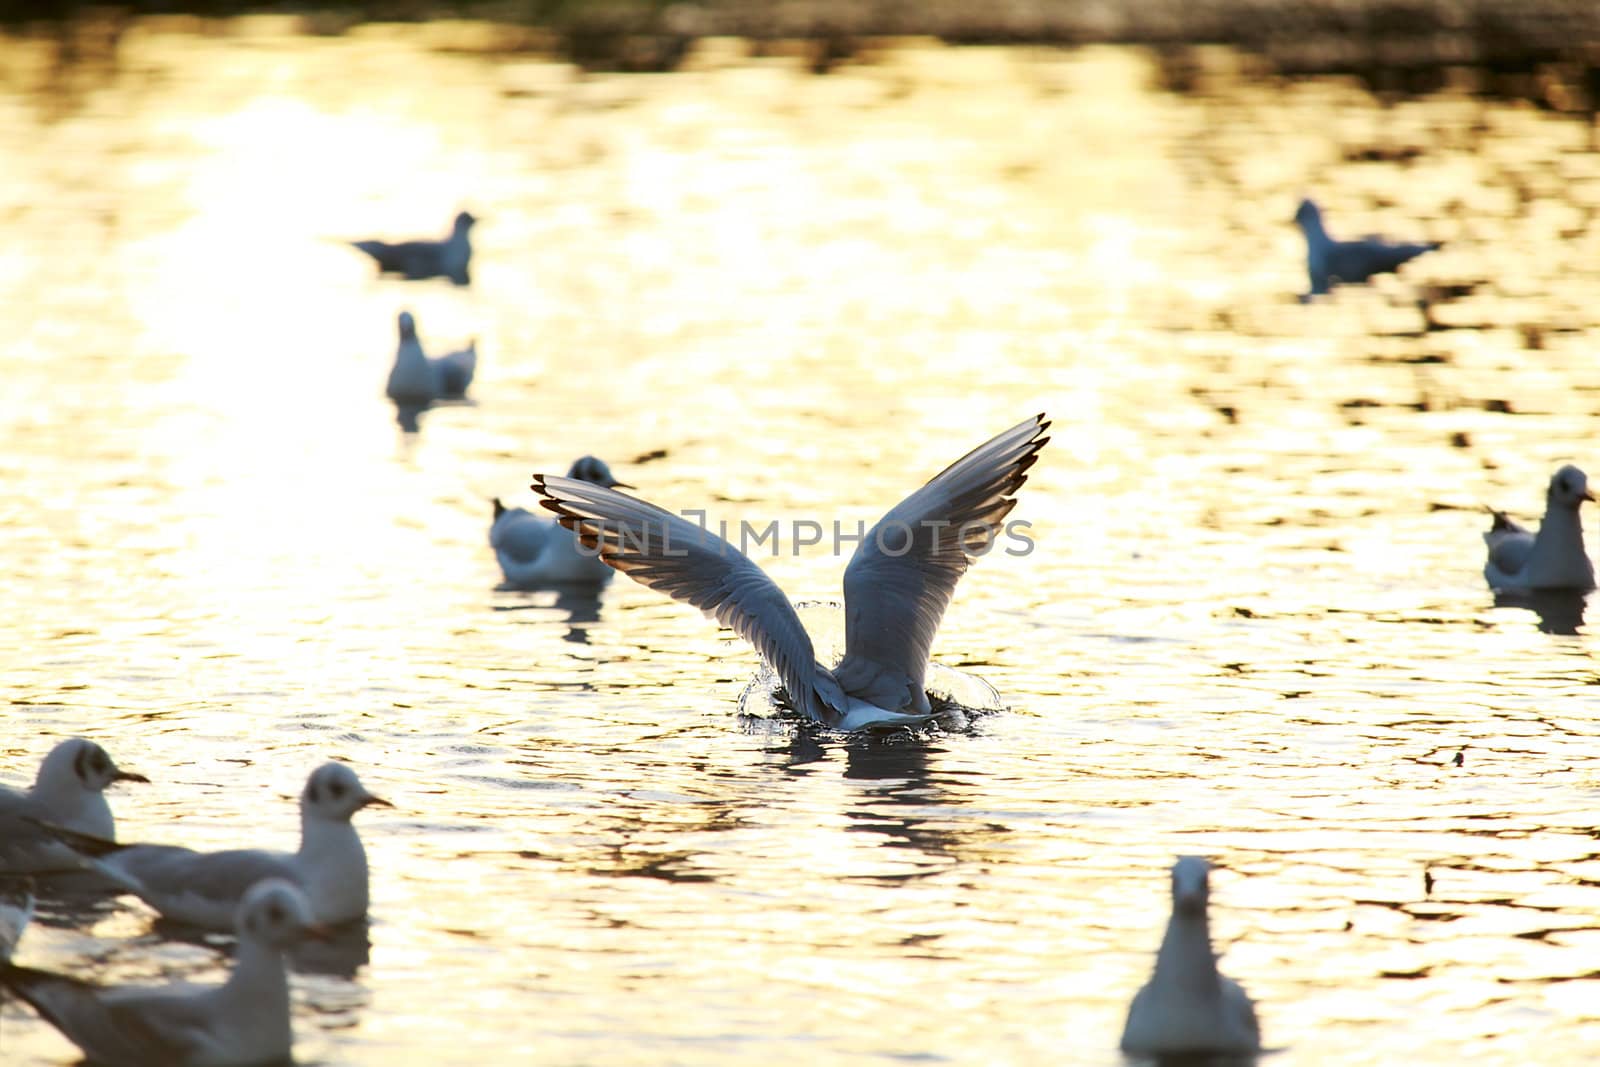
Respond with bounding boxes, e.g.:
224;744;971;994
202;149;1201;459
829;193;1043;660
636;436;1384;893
533;415;1049;731
1122;856;1261;1058
386;311;477;407
492;457;633;588
52;763;386;931
0;739;146;874
1295;198;1439;297
1;878;326;1067
1484;465;1595;592
352;210;475;285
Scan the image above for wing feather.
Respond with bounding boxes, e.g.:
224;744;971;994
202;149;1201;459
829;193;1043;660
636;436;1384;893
835;414;1050;712
531;475;840;722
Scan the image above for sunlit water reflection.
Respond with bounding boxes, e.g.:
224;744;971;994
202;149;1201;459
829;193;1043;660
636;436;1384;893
3;23;1600;1066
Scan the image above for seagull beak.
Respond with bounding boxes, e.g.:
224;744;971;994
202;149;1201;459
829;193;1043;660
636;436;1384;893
303;922;335;943
1585;489;1596;502
113;770;150;784
357;794;393;810
608;480;636;490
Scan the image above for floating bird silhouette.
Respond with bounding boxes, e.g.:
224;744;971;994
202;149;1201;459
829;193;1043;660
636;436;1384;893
1;878;327;1067
493;457;634;588
0;739;147;874
386;310;477;410
1121;856;1261;1058
39;762;388;930
1483;465;1595;591
351;210;475;285
533;414;1049;732
1294;198;1439;298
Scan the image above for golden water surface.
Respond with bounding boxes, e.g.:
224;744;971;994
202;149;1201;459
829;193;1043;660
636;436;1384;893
3;21;1600;1066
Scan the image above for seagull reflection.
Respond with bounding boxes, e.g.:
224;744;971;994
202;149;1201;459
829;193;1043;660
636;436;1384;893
492;586;603;645
1492;588;1587;635
774;730;987;873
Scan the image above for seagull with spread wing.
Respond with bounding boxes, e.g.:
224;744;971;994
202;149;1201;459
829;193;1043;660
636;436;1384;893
532;414;1049;732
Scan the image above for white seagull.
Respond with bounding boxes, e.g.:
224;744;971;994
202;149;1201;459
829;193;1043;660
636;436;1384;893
1;878;327;1067
0;738;147;874
385;310;477;408
492;457;634;588
351;209;475;285
1121;856;1261;1058
1484;465;1595;592
45;762;388;931
532;414;1049;732
1294;198;1439;298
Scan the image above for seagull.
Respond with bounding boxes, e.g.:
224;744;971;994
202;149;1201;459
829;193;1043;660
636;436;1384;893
351;210;475;285
1484;465;1595;592
0;739;147;874
532;414;1049;732
1121;856;1261;1058
492;457;634;588
1;878;328;1067
1294;198;1440;298
386;311;478;408
41;762;388;931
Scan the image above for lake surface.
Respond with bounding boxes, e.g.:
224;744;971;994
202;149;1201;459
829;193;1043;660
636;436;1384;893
3;21;1600;1066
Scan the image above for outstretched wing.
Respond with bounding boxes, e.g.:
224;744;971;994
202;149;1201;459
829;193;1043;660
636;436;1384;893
532;475;840;721
834;414;1050;713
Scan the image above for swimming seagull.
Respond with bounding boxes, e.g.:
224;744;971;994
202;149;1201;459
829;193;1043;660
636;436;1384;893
351;210;475;285
386;311;478;408
0;739;147;874
1121;856;1261;1058
1;878;327;1067
492;457;634;588
1294;198;1440;298
1484;465;1595;592
41;762;388;931
532;414;1050;732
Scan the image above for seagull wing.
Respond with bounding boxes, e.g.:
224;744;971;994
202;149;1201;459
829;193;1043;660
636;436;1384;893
2;963;210;1065
100;845;300;929
834;414;1050;713
491;509;553;565
532;475;839;721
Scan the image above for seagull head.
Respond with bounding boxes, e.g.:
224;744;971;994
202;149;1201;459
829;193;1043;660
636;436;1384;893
454;211;477;232
567;455;634;490
301;762;391;824
1548;465;1594;509
397;311;417;340
236;878;330;948
35;738;147;798
1170;855;1212;918
1293;198;1321;230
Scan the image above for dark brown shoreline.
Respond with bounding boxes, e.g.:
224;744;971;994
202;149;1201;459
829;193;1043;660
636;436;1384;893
4;0;1599;109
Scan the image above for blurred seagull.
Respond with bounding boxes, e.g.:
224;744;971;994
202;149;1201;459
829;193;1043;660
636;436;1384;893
1121;856;1261;1058
533;414;1049;732
386;311;478;409
493;457;633;588
0;739;147;874
351;210;475;285
1484;465;1595;592
1;878;327;1067
1294;198;1439;298
42;762;387;931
